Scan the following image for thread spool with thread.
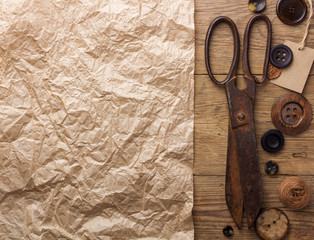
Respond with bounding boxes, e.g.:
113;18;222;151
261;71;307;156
279;177;311;210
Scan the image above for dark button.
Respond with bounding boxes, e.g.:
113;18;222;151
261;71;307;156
271;93;312;135
277;0;307;25
265;160;279;175
256;208;289;240
261;130;284;153
270;44;293;68
248;0;266;13
223;226;234;237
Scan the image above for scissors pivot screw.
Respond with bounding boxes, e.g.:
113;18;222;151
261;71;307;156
237;113;246;121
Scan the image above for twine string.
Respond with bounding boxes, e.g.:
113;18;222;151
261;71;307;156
299;0;313;50
279;177;311;209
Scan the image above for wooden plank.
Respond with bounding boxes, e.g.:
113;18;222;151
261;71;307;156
195;0;314;75
194;0;314;239
193;175;314;240
194;75;314;176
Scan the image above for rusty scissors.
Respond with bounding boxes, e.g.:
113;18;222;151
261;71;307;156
205;14;272;229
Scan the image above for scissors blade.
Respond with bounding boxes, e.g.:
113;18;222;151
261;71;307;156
224;78;262;229
225;121;243;229
233;121;262;229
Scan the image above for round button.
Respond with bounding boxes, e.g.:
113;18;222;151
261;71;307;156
270;44;293;68
222;226;234;237
265;160;279;175
261;130;284;153
271;93;312;135
277;0;307;25
281;102;302;125
267;62;282;80
256;208;289;240
248;0;266;13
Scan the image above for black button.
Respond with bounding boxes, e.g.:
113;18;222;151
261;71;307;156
277;0;307;25
265;160;279;174
261;130;284;153
223;226;234;237
270;44;293;68
276;0;307;25
248;0;266;13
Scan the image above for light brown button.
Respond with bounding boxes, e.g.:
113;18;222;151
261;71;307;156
267;63;282;80
281;102;302;125
256;208;289;240
271;93;312;135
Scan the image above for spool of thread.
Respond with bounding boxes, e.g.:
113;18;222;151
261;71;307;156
279;177;311;210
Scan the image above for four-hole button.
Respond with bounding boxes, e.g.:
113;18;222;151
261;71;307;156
270;44;293;68
281;102;303;126
271;93;312;135
276;0;307;25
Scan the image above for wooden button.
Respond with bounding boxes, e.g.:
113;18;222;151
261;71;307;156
281;102;302;125
271;93;312;135
276;0;307;25
256;208;289;240
267;63;282;80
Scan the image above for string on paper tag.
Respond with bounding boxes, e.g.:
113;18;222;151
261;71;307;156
299;0;313;50
271;41;314;93
271;1;314;93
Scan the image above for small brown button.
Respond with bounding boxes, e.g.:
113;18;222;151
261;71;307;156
281;102;302;125
271;93;312;135
276;0;307;25
256;208;289;240
267;63;282;80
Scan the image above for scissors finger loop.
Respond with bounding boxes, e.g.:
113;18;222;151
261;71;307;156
243;14;272;84
205;16;240;85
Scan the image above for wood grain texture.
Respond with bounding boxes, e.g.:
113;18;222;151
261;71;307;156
193;176;314;239
196;0;314;75
195;75;314;176
194;0;314;239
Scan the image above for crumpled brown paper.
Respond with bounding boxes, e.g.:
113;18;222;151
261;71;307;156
0;0;194;239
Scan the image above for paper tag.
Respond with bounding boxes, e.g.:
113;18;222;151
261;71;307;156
271;40;314;93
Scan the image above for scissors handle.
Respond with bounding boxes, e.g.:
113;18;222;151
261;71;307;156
205;16;240;85
243;14;272;84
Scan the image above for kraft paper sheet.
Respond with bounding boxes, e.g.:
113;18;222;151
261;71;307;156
0;1;194;239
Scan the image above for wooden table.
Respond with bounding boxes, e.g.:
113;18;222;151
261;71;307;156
193;0;314;239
